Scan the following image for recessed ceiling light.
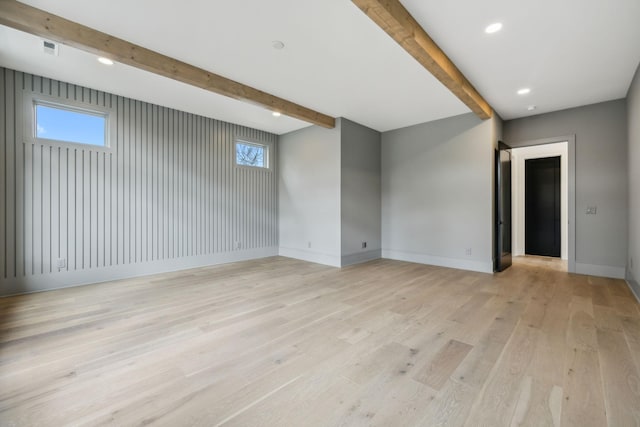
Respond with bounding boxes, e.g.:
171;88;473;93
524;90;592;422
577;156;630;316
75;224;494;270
272;41;285;50
517;88;531;95
97;57;114;66
527;105;536;111
272;111;281;117
485;22;503;34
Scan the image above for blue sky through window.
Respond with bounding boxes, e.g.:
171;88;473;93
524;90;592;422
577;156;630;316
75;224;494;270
36;104;106;146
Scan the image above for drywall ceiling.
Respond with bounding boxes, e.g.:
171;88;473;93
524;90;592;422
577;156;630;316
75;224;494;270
0;25;312;135
402;0;640;120
0;0;469;135
1;1;638;134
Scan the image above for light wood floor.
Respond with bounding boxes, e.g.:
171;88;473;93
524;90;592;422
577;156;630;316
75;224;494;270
1;256;639;426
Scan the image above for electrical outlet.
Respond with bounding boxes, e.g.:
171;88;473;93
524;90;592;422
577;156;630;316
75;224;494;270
586;206;597;215
362;242;367;249
308;241;312;249
234;241;241;249
57;258;66;269
465;248;472;256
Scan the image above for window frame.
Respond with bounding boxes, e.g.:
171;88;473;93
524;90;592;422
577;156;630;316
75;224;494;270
23;91;115;151
234;137;272;170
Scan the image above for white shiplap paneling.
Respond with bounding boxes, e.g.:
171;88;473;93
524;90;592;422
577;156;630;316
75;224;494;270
0;68;278;296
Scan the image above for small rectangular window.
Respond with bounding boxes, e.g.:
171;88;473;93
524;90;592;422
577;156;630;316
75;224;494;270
235;140;268;168
35;102;107;147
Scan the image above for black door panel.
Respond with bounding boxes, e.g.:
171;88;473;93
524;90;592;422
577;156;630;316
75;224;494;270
525;156;561;257
495;142;512;272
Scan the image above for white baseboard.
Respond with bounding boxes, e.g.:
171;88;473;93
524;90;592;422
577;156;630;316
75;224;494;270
341;249;382;267
278;247;341;267
575;262;626;279
381;249;493;274
626;270;640;304
0;247;278;297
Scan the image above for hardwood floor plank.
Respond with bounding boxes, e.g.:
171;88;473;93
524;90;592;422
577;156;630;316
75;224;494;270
566;296;597;351
517;318;571;425
593;305;624;332
414;339;473;390
448;297;508;345
464;322;539;427
224;372;360;427
414;301;526;427
596;328;640;426
1;255;639;426
621;315;640;372
560;348;606;427
559;292;606;426
611;295;640;318
447;292;494;323
510;376;563;427
590;284;612;307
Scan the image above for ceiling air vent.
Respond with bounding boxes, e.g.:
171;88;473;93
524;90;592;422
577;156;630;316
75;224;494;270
43;40;59;56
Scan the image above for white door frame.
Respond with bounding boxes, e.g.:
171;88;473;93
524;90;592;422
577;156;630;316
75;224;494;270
509;135;576;273
512;142;568;260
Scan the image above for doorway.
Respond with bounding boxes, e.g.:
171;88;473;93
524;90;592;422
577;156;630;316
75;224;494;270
525;156;561;257
511;140;571;270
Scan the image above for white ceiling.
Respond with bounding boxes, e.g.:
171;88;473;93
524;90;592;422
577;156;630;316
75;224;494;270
0;0;468;135
403;0;640;120
1;0;639;134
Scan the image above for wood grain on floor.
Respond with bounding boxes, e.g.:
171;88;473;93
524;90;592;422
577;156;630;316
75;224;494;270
0;255;639;426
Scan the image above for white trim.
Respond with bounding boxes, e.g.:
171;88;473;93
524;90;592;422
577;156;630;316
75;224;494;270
626;270;640;304
511;142;568;260
278;246;341;267
341;249;381;267
627;280;640;304
382;249;493;274
234;136;273;171
508;135;576;273
23;90;116;152
575;263;626;279
0;247;278;297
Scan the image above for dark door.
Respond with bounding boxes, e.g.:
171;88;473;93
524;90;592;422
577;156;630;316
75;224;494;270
495;142;512;272
525;156;561;257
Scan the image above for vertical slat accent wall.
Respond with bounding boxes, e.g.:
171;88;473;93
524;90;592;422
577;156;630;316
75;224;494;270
0;68;279;296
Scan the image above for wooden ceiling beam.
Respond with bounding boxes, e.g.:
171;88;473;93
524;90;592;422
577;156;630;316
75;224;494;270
352;0;493;120
0;0;336;128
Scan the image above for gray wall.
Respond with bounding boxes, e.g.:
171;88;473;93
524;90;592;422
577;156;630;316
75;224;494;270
627;64;640;298
341;118;381;265
381;113;500;273
278;118;381;267
0;68;279;296
278;121;342;266
504;100;628;278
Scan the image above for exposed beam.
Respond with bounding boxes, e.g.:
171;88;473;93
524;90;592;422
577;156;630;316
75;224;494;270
352;0;493;120
0;0;335;129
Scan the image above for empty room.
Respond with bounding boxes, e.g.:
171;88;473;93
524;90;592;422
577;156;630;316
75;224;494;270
1;0;639;425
